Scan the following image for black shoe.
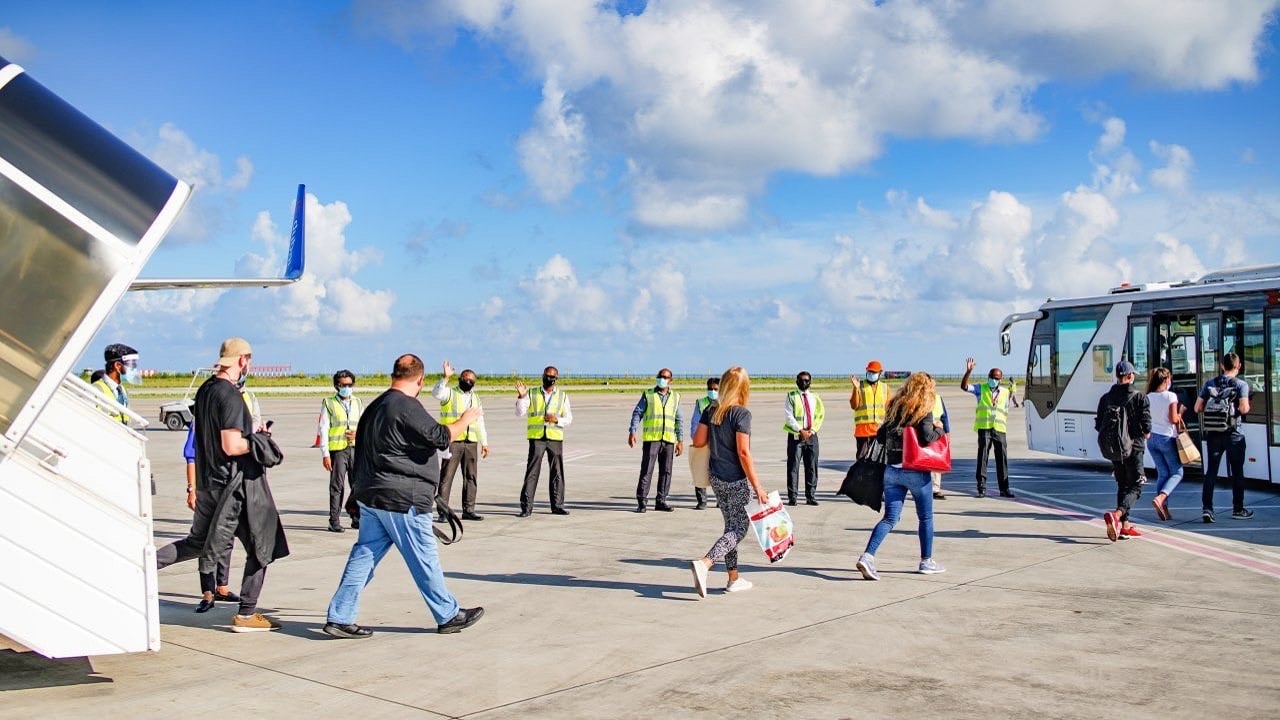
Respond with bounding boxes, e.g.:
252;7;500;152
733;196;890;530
787;498;797;506
656;503;674;512
437;607;484;634
323;622;373;639
933;492;947;500
1202;510;1215;523
434;513;447;523
635;504;647;513
328;525;345;533
213;590;241;603
999;490;1016;498
195;598;216;614
1232;509;1254;520
806;498;819;506
695;502;706;510
977;489;987;498
350;518;360;529
517;509;532;518
551;508;570;516
461;511;484;521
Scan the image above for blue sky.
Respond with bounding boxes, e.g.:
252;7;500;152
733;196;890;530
4;1;1278;377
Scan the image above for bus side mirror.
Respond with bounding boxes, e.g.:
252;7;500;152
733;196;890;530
1000;331;1012;357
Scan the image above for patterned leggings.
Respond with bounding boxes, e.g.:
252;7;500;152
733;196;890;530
705;476;751;571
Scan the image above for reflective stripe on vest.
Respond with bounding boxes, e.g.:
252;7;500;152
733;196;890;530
527;389;567;440
853;382;887;437
440;388;483;442
782;390;825;435
932;394;944;423
641;388;680;443
973;384;1008;433
324;396;361;451
93;378;128;424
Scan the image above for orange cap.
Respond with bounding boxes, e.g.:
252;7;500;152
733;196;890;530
866;360;883;372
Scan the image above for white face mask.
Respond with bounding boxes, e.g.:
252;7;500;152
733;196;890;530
707;390;719;401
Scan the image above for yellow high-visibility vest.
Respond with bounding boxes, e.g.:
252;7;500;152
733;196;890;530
640;388;680;443
323;396;362;451
527;389;567;440
440;388;485;443
93;378;128;424
854;382;887;437
782;390;825;436
974;384;1009;433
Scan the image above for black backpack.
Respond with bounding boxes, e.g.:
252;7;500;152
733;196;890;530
1097;394;1134;462
1201;377;1239;433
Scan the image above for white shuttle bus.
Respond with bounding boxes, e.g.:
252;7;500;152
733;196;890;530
999;265;1280;483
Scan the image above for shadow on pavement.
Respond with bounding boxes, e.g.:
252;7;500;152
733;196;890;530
445;570;698;601
0;651;111;690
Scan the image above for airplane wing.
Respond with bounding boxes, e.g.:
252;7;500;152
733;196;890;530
129;184;306;291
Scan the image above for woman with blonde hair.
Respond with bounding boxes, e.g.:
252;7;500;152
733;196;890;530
856;372;946;580
689;366;771;598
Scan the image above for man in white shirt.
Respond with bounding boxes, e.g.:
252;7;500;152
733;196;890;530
320;370;362;532
784;371;824;506
432;361;489;521
515;366;573;517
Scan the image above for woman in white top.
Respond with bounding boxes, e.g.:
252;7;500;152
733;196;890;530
1145;367;1184;521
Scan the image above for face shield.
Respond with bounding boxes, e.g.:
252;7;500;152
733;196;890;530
120;354;142;385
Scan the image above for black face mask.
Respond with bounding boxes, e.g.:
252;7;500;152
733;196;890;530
796;378;811;391
542;374;557;389
458;378;475;392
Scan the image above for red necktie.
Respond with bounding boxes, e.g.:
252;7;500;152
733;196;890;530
802;393;812;430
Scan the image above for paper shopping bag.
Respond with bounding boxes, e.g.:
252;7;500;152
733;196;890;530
688;445;711;488
1176;430;1201;465
745;490;794;563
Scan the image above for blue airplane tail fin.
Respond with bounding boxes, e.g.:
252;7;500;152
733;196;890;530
284;183;305;280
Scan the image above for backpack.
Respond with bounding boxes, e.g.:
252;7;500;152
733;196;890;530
1097;394;1134;462
1201;377;1239;433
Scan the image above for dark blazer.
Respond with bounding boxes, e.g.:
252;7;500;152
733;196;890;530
199;432;289;573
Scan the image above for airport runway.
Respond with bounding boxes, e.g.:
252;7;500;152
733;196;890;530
4;387;1278;718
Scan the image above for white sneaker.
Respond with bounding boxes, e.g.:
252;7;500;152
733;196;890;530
918;558;946;574
690;560;708;599
725;578;753;593
856;553;879;581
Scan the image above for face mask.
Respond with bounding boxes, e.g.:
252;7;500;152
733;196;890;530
543;374;557;389
988;378;1001;389
458;378;475;393
236;374;248;390
123;364;142;385
707;389;718;401
866;372;880;383
797;378;811;391
656;377;669;389
337;385;352;398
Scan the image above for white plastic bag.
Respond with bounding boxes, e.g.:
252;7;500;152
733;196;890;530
688;445;711;488
745;490;794;563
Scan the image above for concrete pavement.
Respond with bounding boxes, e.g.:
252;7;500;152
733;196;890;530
3;386;1278;718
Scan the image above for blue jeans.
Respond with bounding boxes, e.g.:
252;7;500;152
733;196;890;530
864;466;935;559
1147;434;1183;497
327;502;460;625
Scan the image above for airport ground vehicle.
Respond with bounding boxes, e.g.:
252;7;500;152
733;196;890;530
999;265;1280;483
158;369;215;430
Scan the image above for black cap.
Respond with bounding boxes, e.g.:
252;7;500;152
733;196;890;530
104;343;138;364
1115;360;1136;378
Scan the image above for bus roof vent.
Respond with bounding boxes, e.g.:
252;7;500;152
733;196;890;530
1197;264;1280;285
1108;281;1172;294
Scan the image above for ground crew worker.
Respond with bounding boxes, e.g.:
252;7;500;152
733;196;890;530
93;343;140;424
432;360;489;521
629;368;684;512
931;394;951;500
320;370;362;531
961;357;1020;498
516;366;572;516
689;377;719;509
784;371;824;505
850;360;891;455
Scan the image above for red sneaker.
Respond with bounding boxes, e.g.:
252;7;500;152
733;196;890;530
1103;512;1120;542
1119;525;1143;539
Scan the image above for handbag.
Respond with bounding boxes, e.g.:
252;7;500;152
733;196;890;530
838;437;886;512
902;425;952;473
1175;421;1201;466
688;445;711;488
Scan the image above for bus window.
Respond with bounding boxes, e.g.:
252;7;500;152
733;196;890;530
1243;312;1266;422
1128;323;1149;379
1270;316;1280;445
1200;317;1220;381
1029;341;1051;387
1057;318;1101;384
1169;334;1197;375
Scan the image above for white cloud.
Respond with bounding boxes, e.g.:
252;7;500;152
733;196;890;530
516;253;687;338
1089;116;1142;197
1149;141;1195;192
136;123;254;244
0;27;35;63
361;0;1274;230
517;70;588;203
911;196;960;230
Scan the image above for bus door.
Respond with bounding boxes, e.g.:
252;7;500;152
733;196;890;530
1267;311;1280;483
1154;314;1200;431
1125;318;1151;380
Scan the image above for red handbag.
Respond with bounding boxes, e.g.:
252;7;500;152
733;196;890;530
902;425;951;472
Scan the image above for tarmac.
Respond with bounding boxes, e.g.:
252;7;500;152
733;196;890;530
3;385;1279;719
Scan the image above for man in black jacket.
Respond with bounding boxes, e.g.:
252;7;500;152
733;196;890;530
1095;361;1152;542
323;354;486;639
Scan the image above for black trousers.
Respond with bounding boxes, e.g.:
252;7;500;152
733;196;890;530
636;440;675;506
1203;430;1247;513
1110;449;1145;522
328;446;358;526
156;483;266;615
694;486;709;505
975;429;1009;492
522;438;566;512
438;441;480;513
786;434;820;500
